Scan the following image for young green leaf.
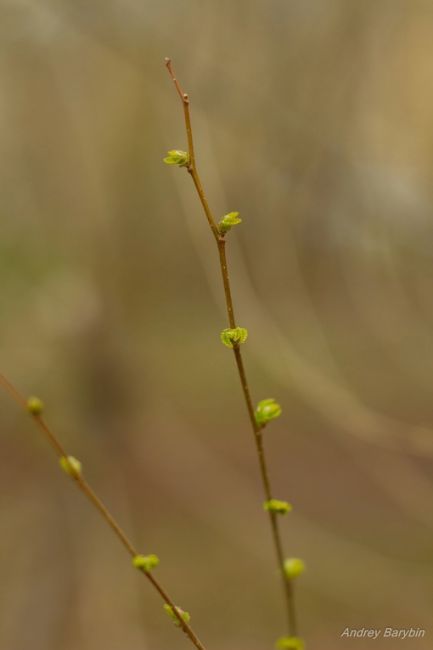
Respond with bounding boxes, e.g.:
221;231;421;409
220;327;248;348
163;603;191;627
218;211;242;234
59;455;82;479
264;499;292;515
275;636;305;650
255;398;282;426
163;149;190;167
132;554;160;572
283;558;305;579
26;396;44;415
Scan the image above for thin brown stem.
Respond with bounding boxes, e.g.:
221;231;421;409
218;240;236;328
0;372;207;650
233;346;298;635
165;58;195;167
189;169;220;241
165;60;298;637
165;58;220;242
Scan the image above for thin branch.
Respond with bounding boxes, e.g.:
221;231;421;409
0;372;208;650
165;59;299;637
165;58;220;242
165;58;195;169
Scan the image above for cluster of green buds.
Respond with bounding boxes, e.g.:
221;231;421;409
255;398;282;426
163;603;191;627
275;636;305;650
264;499;292;515
218;211;242;235
59;455;82;479
163;149;190;167
26;396;44;416
132;554;160;572
220;326;248;348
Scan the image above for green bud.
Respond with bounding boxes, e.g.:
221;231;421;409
59;455;82;479
283;558;305;579
163;149;190;167
220;327;248;348
255;398;282;426
26;396;44;416
132;554;160;572
275;636;305;650
264;499;292;515
218;211;242;234
163;603;191;627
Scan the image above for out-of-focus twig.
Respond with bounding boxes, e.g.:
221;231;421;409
0;372;208;650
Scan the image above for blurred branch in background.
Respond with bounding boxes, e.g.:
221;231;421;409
0;375;209;650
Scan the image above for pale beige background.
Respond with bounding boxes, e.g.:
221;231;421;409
0;2;432;649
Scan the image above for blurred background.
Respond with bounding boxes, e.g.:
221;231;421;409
0;1;432;649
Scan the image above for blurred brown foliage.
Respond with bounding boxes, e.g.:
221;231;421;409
0;2;432;649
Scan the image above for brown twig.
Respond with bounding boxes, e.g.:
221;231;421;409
0;372;208;650
165;58;220;242
164;58;298;637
